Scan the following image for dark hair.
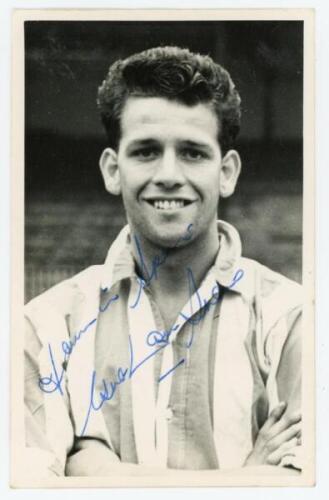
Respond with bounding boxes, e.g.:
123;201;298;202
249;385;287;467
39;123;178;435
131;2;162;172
97;46;241;154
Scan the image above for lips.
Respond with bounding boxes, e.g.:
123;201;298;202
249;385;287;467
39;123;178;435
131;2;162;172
145;199;194;210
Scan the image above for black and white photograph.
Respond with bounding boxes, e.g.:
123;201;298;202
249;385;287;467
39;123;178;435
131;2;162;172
11;9;315;488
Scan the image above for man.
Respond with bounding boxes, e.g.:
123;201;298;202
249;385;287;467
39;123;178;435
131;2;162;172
24;46;302;478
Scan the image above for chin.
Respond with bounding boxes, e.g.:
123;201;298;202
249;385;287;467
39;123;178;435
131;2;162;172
146;225;195;249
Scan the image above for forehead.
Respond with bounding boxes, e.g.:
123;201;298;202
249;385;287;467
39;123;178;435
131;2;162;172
119;96;219;145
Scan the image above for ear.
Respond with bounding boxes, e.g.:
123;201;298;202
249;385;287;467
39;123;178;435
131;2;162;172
99;148;121;195
219;150;241;198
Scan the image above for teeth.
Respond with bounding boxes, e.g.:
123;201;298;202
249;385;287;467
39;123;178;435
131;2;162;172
153;200;185;210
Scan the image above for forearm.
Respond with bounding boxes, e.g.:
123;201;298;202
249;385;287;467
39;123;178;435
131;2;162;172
67;462;300;477
65;439;300;477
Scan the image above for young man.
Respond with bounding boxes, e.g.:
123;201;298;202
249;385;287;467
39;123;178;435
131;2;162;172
24;46;302;478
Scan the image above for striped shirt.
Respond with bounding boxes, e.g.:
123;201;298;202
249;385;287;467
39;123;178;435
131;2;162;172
24;220;302;477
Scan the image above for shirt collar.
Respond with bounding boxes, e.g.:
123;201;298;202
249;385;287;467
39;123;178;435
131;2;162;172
101;221;251;298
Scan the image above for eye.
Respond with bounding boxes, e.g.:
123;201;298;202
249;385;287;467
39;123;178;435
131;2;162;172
180;148;207;162
131;147;159;161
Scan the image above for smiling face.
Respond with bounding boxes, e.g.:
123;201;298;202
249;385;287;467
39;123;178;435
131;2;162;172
100;97;241;249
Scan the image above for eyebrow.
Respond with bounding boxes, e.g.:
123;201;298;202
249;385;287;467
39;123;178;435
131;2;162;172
126;139;159;149
179;140;213;150
126;138;214;150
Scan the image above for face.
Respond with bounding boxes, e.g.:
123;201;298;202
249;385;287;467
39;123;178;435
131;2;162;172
100;97;240;249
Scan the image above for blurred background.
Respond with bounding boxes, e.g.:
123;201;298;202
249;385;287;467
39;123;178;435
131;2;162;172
25;20;303;302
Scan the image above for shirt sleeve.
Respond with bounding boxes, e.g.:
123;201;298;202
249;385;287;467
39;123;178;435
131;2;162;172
273;308;303;470
24;314;74;477
276;309;301;413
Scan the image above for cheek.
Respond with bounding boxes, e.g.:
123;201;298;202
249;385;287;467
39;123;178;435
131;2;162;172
119;177;145;212
188;165;220;186
119;166;150;191
118;174;138;199
191;178;221;202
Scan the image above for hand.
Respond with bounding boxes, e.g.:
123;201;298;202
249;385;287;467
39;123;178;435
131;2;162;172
244;402;301;467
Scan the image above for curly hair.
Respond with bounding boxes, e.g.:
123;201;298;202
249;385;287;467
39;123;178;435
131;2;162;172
97;46;241;154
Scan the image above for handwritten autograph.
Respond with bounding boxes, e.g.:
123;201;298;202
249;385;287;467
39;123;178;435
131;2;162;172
80;266;243;436
37;224;244;436
38;293;119;395
39;224;194;395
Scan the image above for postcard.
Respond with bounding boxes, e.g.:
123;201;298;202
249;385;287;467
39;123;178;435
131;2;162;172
11;8;315;487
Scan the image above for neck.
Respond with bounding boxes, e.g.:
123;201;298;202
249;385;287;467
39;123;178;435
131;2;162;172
130;225;220;296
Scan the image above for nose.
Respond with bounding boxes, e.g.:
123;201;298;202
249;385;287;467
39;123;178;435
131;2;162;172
152;149;185;189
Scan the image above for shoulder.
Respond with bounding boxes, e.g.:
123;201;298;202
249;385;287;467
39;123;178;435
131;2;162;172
241;257;302;294
240;257;302;331
240;256;302;299
24;265;104;324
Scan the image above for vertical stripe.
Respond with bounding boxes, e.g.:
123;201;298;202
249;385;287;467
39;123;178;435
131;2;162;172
213;292;254;469
128;281;161;465
155;344;174;465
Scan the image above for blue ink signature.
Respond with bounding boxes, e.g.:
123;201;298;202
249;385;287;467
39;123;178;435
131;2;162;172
38;343;67;395
37;223;244;438
146;324;180;347
38;224;194;395
80;267;244;436
180;267;244;347
80;335;167;436
146;267;244;351
129;223;194;309
38;293;119;395
158;359;185;382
